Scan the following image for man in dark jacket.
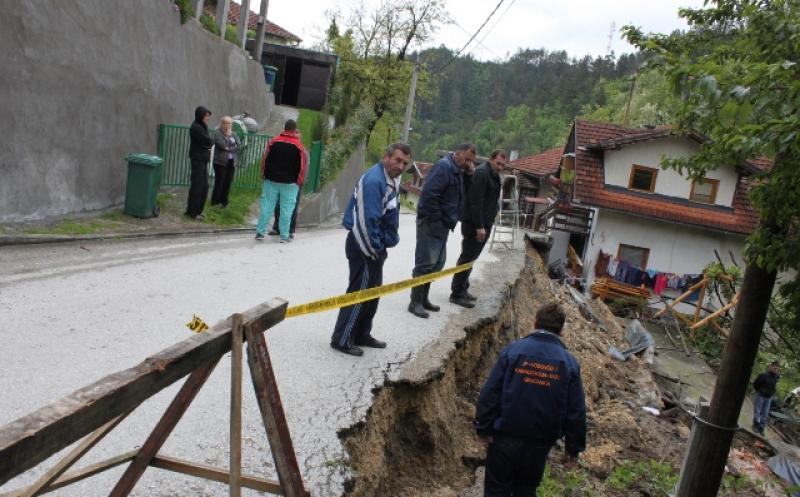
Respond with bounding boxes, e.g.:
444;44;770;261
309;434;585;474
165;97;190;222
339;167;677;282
476;303;586;497
255;120;307;243
408;143;476;318
330;143;410;356
450;149;506;307
186;106;213;219
752;361;780;434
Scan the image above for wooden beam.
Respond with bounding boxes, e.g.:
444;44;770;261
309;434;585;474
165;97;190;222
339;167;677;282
653;279;707;318
0;299;287;487
150;455;283;495
230;314;244;497
20;412;131;497
109;358;221;497
0;451;138;497
692;280;708;324
691;293;740;330
245;324;309;497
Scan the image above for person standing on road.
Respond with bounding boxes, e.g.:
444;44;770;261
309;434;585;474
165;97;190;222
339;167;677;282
408;143;477;319
753;361;780;435
269;135;308;239
450;149;506;307
329;143;411;357
255;120;307;243
475;303;586;497
186;106;213;219
211;116;241;208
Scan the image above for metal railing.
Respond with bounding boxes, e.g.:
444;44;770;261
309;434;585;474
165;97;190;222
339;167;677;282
158;125;323;193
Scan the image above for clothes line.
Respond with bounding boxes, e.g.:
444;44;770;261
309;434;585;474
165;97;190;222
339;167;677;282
594;250;703;300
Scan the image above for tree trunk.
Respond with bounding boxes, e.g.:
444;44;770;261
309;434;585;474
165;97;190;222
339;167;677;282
675;259;777;496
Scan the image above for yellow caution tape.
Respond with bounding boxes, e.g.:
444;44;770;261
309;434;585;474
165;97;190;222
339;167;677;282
284;262;473;318
186;314;209;333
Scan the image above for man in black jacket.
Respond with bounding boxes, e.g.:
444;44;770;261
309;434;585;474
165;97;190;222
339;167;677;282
450;149;507;307
753;361;780;434
186;106;213;219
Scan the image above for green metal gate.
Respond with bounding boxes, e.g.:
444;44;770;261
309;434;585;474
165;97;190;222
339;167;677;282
158;125;322;192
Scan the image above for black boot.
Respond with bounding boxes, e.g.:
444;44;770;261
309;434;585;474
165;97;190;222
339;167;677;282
408;286;430;318
421;283;440;312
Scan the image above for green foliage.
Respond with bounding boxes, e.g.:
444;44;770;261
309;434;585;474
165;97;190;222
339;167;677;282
201;189;259;226
27;220;105;235
224;23;239;44
321;105;375;187
297;109;327;149
580;69;680;127
247;29;256;39
624;0;800;274
200;14;219;34
606;459;678;495
537;466;596;497
688;325;726;360
173;0;193;24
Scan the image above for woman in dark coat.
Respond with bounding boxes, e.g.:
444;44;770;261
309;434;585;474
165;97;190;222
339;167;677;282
186;106;213;219
211;116;241;207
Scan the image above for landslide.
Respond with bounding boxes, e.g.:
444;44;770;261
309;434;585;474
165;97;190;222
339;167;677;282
338;243;779;497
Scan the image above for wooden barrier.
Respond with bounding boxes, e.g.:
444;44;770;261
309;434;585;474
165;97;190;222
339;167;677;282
0;298;310;497
590;276;649;301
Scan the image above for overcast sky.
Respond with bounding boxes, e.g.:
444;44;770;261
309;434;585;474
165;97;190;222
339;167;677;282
264;0;706;60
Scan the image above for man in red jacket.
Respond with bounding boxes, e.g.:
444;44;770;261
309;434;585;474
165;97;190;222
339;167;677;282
255;120;307;243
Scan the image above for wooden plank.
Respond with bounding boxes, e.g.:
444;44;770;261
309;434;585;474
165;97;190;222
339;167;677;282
109;358;221;497
691;293;739;330
0;299;287;487
21;412;131;497
245;324;309;497
0;451;138;497
653;279;707;318
150;455;283;495
230;314;244;497
692;280;708;323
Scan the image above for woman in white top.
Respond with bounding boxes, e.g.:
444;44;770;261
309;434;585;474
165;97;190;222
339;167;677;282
211;116;241;207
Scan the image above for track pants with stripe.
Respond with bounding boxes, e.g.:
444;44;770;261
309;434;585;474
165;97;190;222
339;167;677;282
330;231;387;348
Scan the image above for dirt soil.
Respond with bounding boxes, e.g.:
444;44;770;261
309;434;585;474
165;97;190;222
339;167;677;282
338;243;787;497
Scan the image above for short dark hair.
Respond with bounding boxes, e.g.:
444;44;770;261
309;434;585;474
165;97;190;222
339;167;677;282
490;149;507;160
535;303;566;334
284;119;297;131
770;361;780;367
385;142;412;157
454;143;476;154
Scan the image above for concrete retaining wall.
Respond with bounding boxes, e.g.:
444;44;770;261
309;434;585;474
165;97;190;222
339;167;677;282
297;143;367;226
0;1;272;222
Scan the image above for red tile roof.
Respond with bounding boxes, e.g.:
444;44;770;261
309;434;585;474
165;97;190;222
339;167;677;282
205;2;302;43
509;147;564;177
572;119;762;235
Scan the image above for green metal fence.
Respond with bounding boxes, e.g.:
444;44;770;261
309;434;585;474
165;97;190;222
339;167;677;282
158;124;323;192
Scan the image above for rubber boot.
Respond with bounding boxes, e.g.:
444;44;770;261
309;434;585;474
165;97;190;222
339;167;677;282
408;286;430;318
421;283;440;312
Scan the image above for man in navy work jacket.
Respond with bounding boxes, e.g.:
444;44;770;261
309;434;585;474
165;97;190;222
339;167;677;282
329;143;411;357
408;143;477;318
475;303;586;497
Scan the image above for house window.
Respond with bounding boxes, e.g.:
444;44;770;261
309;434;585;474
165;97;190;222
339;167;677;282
618;244;650;270
689;178;719;204
628;165;658;192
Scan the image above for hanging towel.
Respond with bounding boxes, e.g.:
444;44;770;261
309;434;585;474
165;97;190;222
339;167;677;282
607;258;619;277
654;273;668;295
595;250;611;277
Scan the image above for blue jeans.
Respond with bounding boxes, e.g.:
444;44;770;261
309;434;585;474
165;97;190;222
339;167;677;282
754;394;772;430
412;219;451;277
256;180;299;239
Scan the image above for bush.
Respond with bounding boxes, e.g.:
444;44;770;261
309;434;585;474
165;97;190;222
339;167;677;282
320;105;374;187
225;23;239;44
173;0;193;24
200;14;219;34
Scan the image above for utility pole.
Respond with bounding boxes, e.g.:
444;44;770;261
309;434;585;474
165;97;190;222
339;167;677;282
401;53;420;144
215;0;230;38
623;74;636;127
237;0;251;49
253;0;269;62
194;0;204;20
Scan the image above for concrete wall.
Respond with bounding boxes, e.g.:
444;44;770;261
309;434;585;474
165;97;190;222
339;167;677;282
0;1;272;222
297;143;367;226
604;138;738;207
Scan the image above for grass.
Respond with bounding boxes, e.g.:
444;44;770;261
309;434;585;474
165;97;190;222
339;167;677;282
296;108;321;149
606;459;678;495
201;188;260;226
26;219;106;235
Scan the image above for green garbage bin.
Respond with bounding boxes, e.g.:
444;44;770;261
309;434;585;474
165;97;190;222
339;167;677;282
124;153;163;218
262;65;278;91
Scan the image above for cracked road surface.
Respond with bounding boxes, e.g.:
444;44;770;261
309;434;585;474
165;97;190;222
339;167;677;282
0;212;502;496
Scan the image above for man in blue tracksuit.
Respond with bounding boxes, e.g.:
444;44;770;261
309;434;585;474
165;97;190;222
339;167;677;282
408;143;477;318
475;303;586;496
329;143;412;357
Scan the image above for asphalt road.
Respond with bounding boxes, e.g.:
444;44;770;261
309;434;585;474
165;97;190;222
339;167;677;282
0;213;512;497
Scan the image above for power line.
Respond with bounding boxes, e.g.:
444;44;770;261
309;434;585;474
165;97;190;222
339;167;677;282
434;0;505;72
451;20;502;59
475;0;516;53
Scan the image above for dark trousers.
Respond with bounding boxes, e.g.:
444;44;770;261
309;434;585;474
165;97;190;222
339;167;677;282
186;158;209;216
451;222;489;296
273;186;301;234
211;160;236;206
412;219;450;277
330;231;386;348
484;436;552;497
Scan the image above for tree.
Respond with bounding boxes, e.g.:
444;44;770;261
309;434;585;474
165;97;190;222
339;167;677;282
623;1;800;495
327;0;448;139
